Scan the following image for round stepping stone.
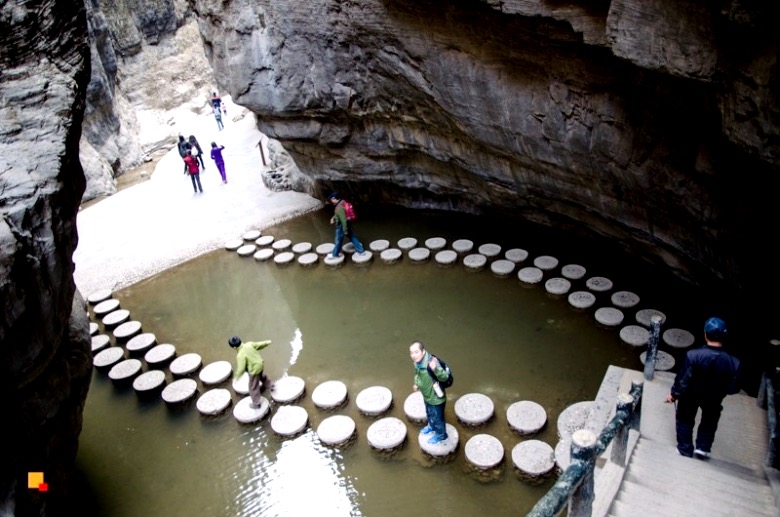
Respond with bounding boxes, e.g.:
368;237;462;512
273;251;295;265
93;346;124;369
367;416;407;451
113;320;142;341
663;328;695;349
196;388;232;416
242;229;261;241
89;322;99;336
237;244;257;257
132;370;166;395
557;401;594;440
562;264;587;280
91;334;111;354
93;298;120;316
311;380;348;410
144;343;176;366
162;378;198;405
126;333;157;356
418;423;459;457
555;438;573;470
225;238;243;251
317;415;357;446
595;307;624;327
512;440;555;480
254;248;274;261
108;358;143;383
619;325;650;347
544;277;571;295
87;289;113;304
568;291;596;309
611;291;640;308
291;242;312;254
271;239;292;251
586;276;613;292
271;405;309;436
425;237;447;250
369;239;390;252
640;350;675;371
255;235;274;246
380;248;403;264
507;400;547;435
408;247;431;263
463;254;487;271
403;391;427;423
452;239;474;254
199;360;232;386
316;242;334;255
518;267;544;284
636;308;667;327
491;259;516;276
352;251;373;264
478;243;502;257
233;396;270;424
435;250;458;266
397;237;417;250
533;255;559;271
465;434;504;470
356;386;393;416
232;372;250;395
298;252;318;267
323;254;346;267
505;248;528;263
102;309;130;328
454;393;495;426
169;352;202;377
343;243;357;254
271;375;306;404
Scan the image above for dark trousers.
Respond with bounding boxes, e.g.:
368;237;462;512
189;173;203;192
248;371;272;405
675;396;724;455
425;401;447;439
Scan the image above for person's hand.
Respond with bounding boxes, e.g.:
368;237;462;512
412;384;418;392
329;216;335;225
428;357;439;370
664;394;675;403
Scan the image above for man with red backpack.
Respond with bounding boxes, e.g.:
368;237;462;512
328;192;365;258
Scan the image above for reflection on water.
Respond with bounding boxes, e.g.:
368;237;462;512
77;208;703;516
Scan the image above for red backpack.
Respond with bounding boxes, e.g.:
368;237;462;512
342;200;357;221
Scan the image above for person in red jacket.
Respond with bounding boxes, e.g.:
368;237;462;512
183;149;203;193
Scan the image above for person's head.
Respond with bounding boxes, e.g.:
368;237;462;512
409;341;426;363
212;91;218;97
178;135;185;142
328;192;340;204
189;135;196;142
211;142;217;148
228;336;242;348
704;317;728;344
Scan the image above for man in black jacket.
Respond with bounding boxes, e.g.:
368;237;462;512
665;317;740;458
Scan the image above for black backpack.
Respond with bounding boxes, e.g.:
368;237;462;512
427;355;453;389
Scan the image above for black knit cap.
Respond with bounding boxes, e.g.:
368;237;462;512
228;336;241;347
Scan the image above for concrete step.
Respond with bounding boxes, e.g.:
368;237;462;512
608;496;773;517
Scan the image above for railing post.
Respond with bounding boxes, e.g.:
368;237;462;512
610;393;634;467
629;380;643;433
256;138;267;166
644;315;663;381
568;429;597;517
758;371;768;410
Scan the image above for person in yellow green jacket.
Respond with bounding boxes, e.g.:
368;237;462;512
229;336;273;407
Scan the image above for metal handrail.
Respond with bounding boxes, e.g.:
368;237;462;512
764;372;778;468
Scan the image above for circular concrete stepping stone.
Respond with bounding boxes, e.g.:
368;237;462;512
635;308;667;327
162;378;198;405
133;370;166;395
93;298;121;316
316;242;335;255
640;350;675;371
237;244;257;257
91;334;111;354
113;320;142;341
254;248;274;261
620;325;650;347
463;254;487;271
126;333;157;356
452;239;474;254
568;291;596;309
408;247;431;263
271;375;306;404
102;309;130;328
108;358;143;383
380;248;403;264
298;252;318;267
557;401;594;440
144;343;176;366
225;238;243;251
356;386;393;416
199;360;232;386
273;252;295;265
435;250;458;265
663;328;695;349
352;251;373;264
169;352;202;377
271;239;292;251
586;276;613;292
555;438;573;470
196;388;232;416
369;239;390;252
403;391;427;423
292;242;312;254
311;380;348;410
545;277;571;295
367;416;407;451
343;242;357;254
465;434;504;470
324;254;346;267
425;237;447;250
255;235;274;247
454;393;495;426
87;289;113;304
507;400;547;435
242;229;261;241
513;440;555;480
595;307;624;327
271;405;309;436
89;322;99;336
505;248;528;263
533;255;559;271
611;291;640;308
397;237;417;250
317;415;357;446
561;264;587;280
93;346;125;369
491;259;515;276
418;423;459;457
478;243;501;257
232;372;250;395
518;267;544;284
233;396;270;424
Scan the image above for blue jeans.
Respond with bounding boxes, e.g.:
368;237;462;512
332;223;364;257
425;401;447;439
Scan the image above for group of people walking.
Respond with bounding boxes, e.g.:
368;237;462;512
177;134;228;193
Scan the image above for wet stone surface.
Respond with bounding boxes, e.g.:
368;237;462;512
408;247;431;263
292;242;312;254
256;235;274;247
162;378;198;405
367;416;407;451
465;434;504;470
253;248;274;261
533;255;559;271
640;350;675;371
91;334;111;354
568;291;596;309
635;308;667;327
271;376;306;404
663;328;695;349
355;386;393;416
144;344;176;366
595;307;624;327
237;244;257;257
271;238;292;251
369;239;390;252
418;423;459;457
561;264;586;280
315;242;334;255
196;388;232;416
126;332;157;355
505;248;528;263
273;251;295;265
169;352;202;377
380;248;403;264
242;229;261;241
397;237;417;250
518;267;544;284
102;309;130;328
512;440;555;480
490;259;515;276
133;370;166;394
113;320;142;341
620;325;650;347
93;347;125;369
611;291;640;308
506;400;547;435
87;289;113;304
478;243;501;257
93;298;121;316
311;380;348;410
403;391;427;423
463;254;487;271
544;278;571;295
452;239;474;254
424;237;447;250
298;253;318;267
233;396;270;424
435;250;458;266
317;415;357;446
108;358;143;382
271;405;309;436
199;360;233;386
586;276;613;292
454;393;495;426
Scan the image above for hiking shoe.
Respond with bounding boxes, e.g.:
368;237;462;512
420;425;434;435
694;449;711;459
427;434;447;445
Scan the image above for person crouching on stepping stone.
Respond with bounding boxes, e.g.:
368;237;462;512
409;340;449;445
229;336;273;407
